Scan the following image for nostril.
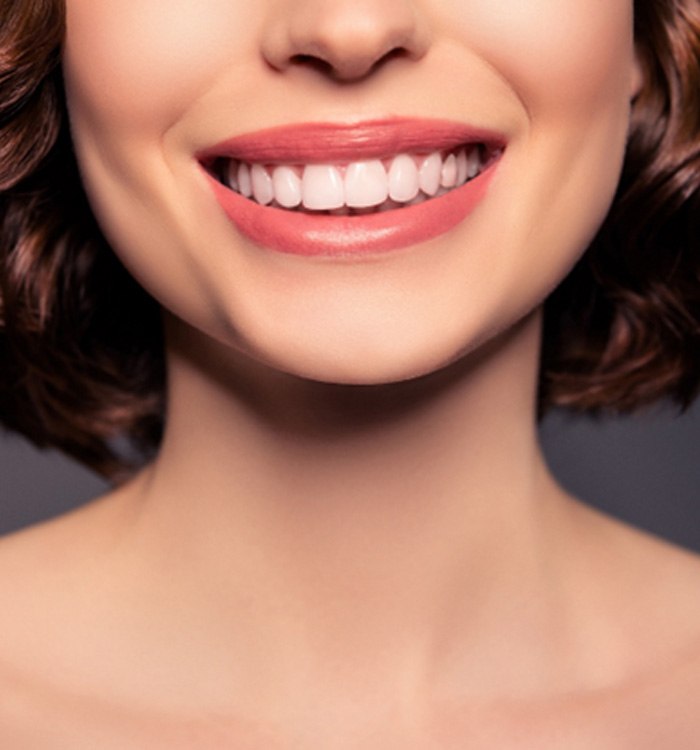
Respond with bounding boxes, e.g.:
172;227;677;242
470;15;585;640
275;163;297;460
369;46;412;74
288;53;336;77
289;45;411;83
261;2;430;83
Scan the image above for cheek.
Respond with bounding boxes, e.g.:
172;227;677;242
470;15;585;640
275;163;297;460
61;0;261;310
63;0;263;130
440;0;636;111
59;0;639;385
436;0;637;336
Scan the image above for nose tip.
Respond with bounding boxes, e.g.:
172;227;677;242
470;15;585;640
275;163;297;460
262;0;430;82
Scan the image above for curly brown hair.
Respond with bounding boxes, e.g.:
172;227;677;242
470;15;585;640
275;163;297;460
1;0;699;480
541;0;700;411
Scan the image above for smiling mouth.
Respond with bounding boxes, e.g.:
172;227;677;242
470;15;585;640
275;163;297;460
204;142;501;216
198;118;506;256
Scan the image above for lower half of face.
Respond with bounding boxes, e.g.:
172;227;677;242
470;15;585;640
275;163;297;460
62;0;639;384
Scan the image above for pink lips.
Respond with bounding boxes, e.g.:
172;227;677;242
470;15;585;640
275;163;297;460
198;118;504;257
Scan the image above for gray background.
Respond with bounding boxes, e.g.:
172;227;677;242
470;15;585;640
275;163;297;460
1;404;699;551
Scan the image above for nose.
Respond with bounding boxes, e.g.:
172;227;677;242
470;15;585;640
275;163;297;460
261;0;430;82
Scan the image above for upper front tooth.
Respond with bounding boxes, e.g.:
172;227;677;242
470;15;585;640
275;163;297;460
251;164;274;205
345;160;389;208
388;154;419;203
302;165;345;210
272;165;302;208
418;152;442;196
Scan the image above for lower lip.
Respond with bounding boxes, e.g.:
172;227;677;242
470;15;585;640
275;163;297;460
203;162;497;258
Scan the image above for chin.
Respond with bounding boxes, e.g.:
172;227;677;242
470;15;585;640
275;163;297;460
237;324;478;386
277;355;448;387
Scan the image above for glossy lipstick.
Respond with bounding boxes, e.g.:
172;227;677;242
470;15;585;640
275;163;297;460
198;118;505;257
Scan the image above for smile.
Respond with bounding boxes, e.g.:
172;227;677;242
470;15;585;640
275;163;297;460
211;143;493;214
198;118;505;257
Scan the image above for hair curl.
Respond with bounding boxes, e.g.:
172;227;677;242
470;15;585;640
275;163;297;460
0;0;164;479
541;0;700;411
0;0;699;480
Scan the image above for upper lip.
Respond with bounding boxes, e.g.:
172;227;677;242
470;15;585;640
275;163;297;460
197;117;507;165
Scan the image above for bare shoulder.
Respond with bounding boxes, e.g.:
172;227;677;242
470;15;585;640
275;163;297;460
2;486;700;747
0;484;123;649
0;482;151;745
555;497;700;722
567;496;700;623
0;481;132;594
0;479;142;670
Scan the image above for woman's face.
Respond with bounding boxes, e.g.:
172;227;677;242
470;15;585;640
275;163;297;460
62;0;641;384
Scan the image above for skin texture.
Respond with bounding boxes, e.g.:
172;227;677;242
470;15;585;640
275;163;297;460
2;0;700;746
62;0;638;383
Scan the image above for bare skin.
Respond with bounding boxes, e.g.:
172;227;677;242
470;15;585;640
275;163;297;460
1;312;700;748
2;0;700;746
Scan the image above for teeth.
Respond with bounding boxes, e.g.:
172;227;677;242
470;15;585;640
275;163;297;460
388;154;420;203
220;144;491;212
226;161;239;192
440;154;457;188
302;164;345;210
272;165;302;208
237;162;252;198
467;147;480;179
251;163;274;205
418;152;442;197
456;149;468;186
345;159;389;208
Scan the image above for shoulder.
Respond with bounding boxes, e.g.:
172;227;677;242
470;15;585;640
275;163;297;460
0;485;126;598
566;497;700;651
0;488;148;745
0;484;137;681
554;498;700;735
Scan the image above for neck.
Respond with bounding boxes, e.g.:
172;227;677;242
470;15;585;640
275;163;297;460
119;309;575;710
